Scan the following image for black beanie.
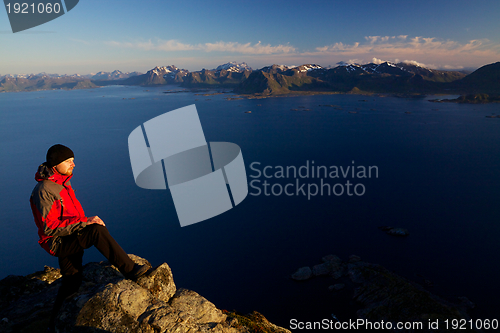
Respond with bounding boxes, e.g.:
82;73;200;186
46;144;74;168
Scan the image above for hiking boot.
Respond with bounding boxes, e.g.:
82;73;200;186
125;263;150;281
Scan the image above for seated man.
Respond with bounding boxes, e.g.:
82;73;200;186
30;144;149;331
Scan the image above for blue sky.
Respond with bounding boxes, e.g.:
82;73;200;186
1;0;499;75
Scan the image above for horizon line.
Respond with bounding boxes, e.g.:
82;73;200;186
0;61;484;77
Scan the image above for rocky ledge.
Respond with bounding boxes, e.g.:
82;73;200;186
291;255;479;332
0;255;290;333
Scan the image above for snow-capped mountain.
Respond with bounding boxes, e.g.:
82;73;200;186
1;60;475;93
293;64;323;73
0;72;86;80
91;70;142;80
260;64;295;73
1;73;56;79
214;62;252;73
335;61;437;76
259;64;323;74
291;64;324;73
149;66;176;76
147;65;189;80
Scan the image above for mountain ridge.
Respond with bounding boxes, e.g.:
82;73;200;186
1;61;498;97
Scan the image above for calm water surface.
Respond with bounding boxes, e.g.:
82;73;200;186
0;86;499;327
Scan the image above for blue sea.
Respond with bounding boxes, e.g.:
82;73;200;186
1;85;499;327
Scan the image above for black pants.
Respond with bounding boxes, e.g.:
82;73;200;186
49;224;135;328
56;224;134;275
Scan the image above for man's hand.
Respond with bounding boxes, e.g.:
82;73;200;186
87;216;105;226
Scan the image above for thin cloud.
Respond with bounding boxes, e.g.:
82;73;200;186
346;58;363;64
203;41;295;54
105;40;195;51
365;36;392;44
107;39;295;55
316;42;360;53
314;36;497;56
371;57;387;64
68;38;92;45
105;35;499;69
402;60;428;67
307;36;500;68
156;40;197;52
442;64;464;70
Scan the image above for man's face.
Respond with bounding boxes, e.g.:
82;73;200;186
54;157;75;176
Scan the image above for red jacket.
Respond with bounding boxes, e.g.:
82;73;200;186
30;164;88;256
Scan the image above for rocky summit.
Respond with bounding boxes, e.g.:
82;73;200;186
0;255;290;333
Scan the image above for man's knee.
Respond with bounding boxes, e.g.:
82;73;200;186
77;224;110;247
85;224;109;235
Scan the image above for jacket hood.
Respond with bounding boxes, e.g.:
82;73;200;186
35;162;72;184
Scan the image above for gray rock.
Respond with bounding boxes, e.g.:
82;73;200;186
347;261;476;327
379;226;410;237
136;263;176;303
291;266;312;281
128;254;151;267
322;254;341;264
331;270;343;279
312;263;331;276
386;228;410;236
330;261;345;279
458;296;475;309
288;254;478;331
138;302;201;333
348;255;361;263
293;255;345;279
0;255;290;333
74;279;153;332
170;289;227;324
328;284;345;291
81;261;123;284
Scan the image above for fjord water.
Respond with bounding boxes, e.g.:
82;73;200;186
1;86;499;325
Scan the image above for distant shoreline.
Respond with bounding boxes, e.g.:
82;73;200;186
429;94;500;104
5;84;499;104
